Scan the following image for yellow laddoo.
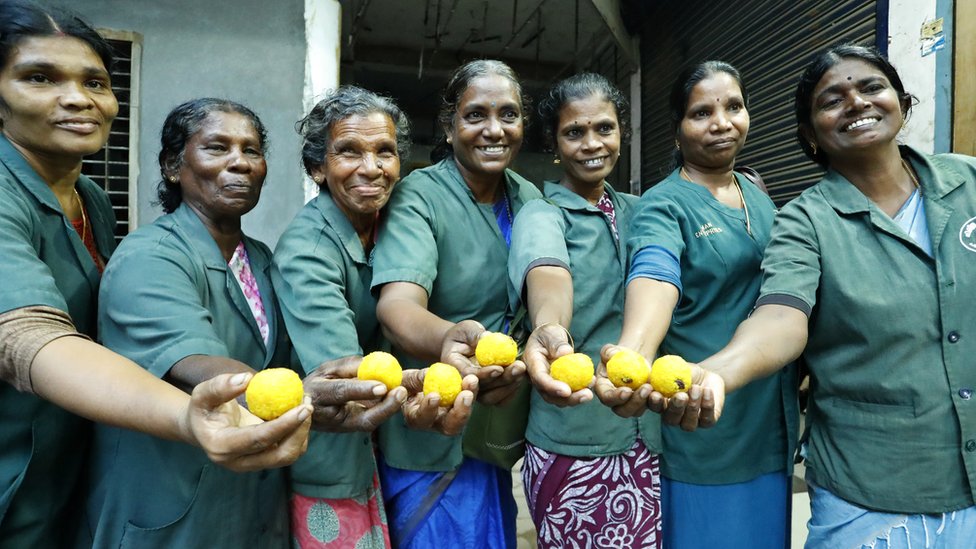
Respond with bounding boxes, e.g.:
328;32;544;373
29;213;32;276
607;348;650;390
650;355;693;397
549;353;594;392
475;332;518;366
423;362;463;407
245;368;305;420
357;351;403;390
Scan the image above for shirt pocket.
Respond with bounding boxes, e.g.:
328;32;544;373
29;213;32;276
118;465;217;548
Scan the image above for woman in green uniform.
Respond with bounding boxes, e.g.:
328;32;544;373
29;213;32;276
371;59;541;548
83;99;301;548
511;73;663;548
596;61;798;548
670;45;976;547
273;86;422;548
0;4;311;546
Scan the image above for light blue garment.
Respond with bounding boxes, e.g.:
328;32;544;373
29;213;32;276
805;480;976;549
892;188;932;257
627;244;683;293
662;471;790;549
377;456;516;549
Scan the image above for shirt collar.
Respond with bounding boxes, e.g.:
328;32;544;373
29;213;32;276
312;188;369;264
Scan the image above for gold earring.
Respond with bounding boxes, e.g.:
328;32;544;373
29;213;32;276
675;140;681;151
553;155;561;165
169;176;176;183
810;142;818;155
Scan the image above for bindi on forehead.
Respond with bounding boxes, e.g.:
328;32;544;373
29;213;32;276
847;76;852;81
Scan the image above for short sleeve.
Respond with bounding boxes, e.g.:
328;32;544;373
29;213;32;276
272;228;362;374
626;190;687;266
508;199;569;301
0;186;69;315
756;199;821;316
98;241;228;377
370;179;439;295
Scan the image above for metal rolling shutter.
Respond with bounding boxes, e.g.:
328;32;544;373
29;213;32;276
638;0;880;203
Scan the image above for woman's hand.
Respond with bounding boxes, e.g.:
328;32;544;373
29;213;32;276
523;323;592;407
646;365;725;431
184;372;313;472
401;368;478;436
302;356;408;433
441;320;525;406
594;344;652;417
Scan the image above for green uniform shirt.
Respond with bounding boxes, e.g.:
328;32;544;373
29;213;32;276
508;182;661;457
629;169;798;484
0;134;116;547
85;203;289;548
370;158;542;471
272;189;381;499
758;147;976;513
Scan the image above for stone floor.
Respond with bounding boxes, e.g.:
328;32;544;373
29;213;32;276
512;460;812;548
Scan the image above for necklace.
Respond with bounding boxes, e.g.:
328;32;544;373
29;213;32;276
73;188;88;239
901;159;920;190
680;167;751;235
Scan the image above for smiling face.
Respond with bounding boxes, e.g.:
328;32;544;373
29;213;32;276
313;112;400;224
174;111;267;223
446;73;524;183
555;93;621;191
677;71;749;172
0;35;117;165
804;58;905;164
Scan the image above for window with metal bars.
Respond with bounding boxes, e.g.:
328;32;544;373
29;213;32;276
81;34;140;244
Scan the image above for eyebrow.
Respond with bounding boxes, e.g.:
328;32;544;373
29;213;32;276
817;76;886;98
461;101;520;111
10;60;110;79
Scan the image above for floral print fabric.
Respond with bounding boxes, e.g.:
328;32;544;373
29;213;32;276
228;241;269;345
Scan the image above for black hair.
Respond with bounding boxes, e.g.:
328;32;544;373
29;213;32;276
0;0;114;114
296;85;411;187
537;72;631;153
156;98;268;213
669;60;748;166
430;59;530;163
794;43;915;167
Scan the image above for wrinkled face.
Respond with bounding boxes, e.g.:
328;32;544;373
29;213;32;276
446;74;524;181
555;93;621;189
0;36;118;164
677;71;749;171
174;111;267;222
312;112;400;222
805;58;905;163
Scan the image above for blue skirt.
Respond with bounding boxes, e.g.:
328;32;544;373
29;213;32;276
662;471;790;549
377;455;517;549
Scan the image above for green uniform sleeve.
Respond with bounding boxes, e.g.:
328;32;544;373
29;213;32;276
98;242;228;377
627;190;687;265
756;198;820;316
272;229;362;373
0;185;69;315
508;199;569;300
371;179;439;295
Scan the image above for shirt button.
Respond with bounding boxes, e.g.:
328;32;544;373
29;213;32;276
968;440;976;452
948;331;961;343
960;389;973;400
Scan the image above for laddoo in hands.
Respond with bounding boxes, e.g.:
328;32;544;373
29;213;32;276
650;355;693;397
245;368;305;420
357;351;403;391
423;362;464;407
607;348;651;390
475;332;518;366
549;353;595;392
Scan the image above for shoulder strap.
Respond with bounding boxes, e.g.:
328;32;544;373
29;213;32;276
735;165;769;196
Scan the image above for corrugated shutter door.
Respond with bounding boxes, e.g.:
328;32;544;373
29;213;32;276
638;0;877;203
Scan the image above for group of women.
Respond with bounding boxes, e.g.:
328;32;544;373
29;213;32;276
2;0;974;548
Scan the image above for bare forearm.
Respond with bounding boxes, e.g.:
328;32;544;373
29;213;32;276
31;337;193;443
700;304;808;392
377;296;454;363
526;266;573;329
166;355;256;394
618;278;679;359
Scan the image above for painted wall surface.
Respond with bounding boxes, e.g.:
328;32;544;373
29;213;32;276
887;0;952;153
62;0;307;246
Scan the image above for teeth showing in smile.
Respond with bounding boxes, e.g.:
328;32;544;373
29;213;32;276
582;157;606;167
479;146;505;153
844;117;879;131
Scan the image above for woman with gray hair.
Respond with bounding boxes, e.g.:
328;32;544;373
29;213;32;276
273;86;474;548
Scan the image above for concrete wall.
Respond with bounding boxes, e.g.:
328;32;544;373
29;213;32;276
887;0;953;153
62;0;308;246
